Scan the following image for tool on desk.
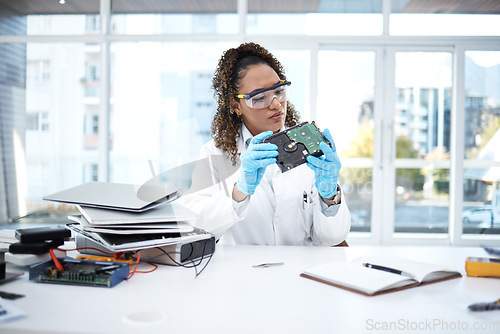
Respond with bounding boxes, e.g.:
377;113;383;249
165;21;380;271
468;298;500;312
253;262;284;268
483;246;500;257
465;257;500;277
0;291;25;300
362;263;415;278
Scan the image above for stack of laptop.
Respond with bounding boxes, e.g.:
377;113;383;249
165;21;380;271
43;181;215;264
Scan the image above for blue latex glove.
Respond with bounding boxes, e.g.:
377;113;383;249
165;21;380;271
236;131;278;196
306;128;341;199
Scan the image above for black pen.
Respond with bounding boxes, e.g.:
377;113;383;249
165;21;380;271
362;263;415;278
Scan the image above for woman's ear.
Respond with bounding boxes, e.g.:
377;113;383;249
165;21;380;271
231;100;242;116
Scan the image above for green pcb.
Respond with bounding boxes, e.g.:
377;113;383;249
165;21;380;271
285;122;327;154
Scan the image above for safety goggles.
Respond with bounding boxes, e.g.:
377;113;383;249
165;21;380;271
236;80;291;109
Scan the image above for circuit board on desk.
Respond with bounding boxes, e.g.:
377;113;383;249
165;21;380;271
29;257;129;288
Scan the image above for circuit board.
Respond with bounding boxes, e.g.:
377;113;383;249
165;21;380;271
285;122;328;155
29;257;129;288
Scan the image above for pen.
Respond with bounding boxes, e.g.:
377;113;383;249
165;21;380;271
483;246;500;257
362;263;414;278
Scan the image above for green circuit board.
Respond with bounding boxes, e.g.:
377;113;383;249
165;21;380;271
285;122;329;154
29;258;129;288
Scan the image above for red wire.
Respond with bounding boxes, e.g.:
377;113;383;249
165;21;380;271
127;251;141;280
48;248;64;273
134;261;158;273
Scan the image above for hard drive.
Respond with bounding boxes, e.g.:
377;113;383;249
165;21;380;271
15;225;71;243
262;121;331;172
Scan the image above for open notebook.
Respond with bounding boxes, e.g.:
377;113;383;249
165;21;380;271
301;255;462;296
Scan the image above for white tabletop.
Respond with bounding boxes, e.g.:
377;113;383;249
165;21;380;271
0;245;499;334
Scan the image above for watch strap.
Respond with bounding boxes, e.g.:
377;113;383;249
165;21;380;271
322;186;341;205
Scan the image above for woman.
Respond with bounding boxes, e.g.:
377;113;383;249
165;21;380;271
181;42;350;246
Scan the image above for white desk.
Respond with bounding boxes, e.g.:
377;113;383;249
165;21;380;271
0;245;499;334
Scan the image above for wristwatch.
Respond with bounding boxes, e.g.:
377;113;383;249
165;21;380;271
322;186;341;205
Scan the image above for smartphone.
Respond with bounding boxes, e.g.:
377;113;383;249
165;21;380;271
262;121;331;172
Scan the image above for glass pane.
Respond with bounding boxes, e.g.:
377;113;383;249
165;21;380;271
111;0;238;34
317;51;376;232
25;42;99;216
463;51;500;235
109;42;231;184
247;0;382;35
270;49;309;119
395;168;449;233
0;0;100;36
391;0;500;36
394;52;453;233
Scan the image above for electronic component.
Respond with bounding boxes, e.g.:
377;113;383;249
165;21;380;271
15;225;71;243
138;236;216;265
29;258;129;287
9;239;64;255
465;257;500;277
76;255;134;270
262;121;331;172
75;233;215;266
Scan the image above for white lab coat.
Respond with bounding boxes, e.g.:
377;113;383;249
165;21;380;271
179;125;351;246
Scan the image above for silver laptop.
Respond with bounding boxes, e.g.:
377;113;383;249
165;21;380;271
43;181;180;212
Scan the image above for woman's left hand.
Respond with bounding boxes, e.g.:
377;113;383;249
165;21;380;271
306;128;341;199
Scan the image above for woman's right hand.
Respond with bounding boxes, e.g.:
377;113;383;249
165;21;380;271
235;131;278;197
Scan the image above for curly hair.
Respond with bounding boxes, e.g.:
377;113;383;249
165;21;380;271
211;42;301;164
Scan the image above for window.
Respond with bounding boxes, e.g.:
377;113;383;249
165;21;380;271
390;0;500;36
0;0;499;246
92;115;99;134
393;51;453;234
25;43;99;214
463;51;500;234
110;0;238;35
247;0;383;35
109;42;231;184
317;50;376;233
26;111;49;131
27;60;50;82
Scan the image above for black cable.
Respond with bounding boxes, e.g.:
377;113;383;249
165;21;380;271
140;238;214;277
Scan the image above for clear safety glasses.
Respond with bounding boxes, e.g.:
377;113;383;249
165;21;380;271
236;80;291;109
